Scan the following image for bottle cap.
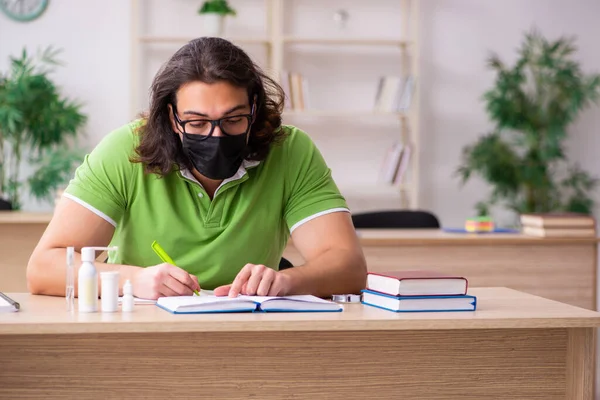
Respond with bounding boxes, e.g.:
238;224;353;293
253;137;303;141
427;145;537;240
123;279;133;295
81;247;96;263
81;246;118;262
100;271;119;281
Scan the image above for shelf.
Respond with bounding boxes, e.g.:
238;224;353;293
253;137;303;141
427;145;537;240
283;37;410;47
283;110;406;119
137;36;271;45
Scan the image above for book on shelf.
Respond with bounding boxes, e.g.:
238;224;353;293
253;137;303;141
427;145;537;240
396;76;414;111
156;294;342;314
393;142;411;185
280;70;293;110
379;141;412;185
379;141;403;183
281;70;308;111
373;75;414;112
361;290;477;313
366;270;468;297
520;212;596;237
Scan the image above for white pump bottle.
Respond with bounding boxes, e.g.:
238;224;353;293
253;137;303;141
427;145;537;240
78;246;118;313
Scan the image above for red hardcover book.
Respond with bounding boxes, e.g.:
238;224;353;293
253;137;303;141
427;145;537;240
366;270;468;297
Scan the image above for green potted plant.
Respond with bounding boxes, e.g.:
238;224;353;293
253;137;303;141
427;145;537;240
197;0;237;37
0;46;87;210
456;29;600;220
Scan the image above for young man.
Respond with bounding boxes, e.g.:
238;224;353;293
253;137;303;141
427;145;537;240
27;37;367;300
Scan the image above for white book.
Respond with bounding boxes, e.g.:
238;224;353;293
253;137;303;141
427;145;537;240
156;294;343;314
379;141;403;184
301;76;310;110
393;143;412;184
374;76;402;112
290;72;304;110
362;290;477;313
396;76;414;111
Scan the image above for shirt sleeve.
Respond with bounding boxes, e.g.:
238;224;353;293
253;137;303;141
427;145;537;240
283;127;350;233
62;123;137;227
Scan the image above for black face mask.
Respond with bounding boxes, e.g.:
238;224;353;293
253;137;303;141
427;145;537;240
181;132;248;180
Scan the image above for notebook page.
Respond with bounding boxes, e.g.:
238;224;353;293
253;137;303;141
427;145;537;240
239;294;335;304
244;295;342;312
156;294;259;312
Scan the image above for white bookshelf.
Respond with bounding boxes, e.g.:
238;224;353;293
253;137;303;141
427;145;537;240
130;0;420;211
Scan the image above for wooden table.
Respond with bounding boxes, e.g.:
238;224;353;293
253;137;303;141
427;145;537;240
0;287;599;399
285;229;599;310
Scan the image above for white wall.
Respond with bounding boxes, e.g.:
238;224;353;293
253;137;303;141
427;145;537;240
418;0;600;227
1;0;600;228
0;0;132;211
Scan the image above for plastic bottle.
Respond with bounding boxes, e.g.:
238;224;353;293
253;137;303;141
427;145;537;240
100;271;120;312
78;246;118;313
122;279;134;312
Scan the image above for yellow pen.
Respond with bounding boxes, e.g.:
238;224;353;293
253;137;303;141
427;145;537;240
151;240;200;296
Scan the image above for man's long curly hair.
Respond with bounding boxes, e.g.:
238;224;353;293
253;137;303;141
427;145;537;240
132;37;286;175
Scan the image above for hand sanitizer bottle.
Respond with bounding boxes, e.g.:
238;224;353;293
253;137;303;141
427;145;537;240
122;279;134;312
78;246;118;313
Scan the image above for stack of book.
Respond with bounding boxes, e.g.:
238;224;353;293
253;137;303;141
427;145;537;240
520;212;596;237
361;270;476;312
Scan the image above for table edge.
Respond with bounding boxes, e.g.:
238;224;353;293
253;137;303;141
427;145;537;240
2;317;600;335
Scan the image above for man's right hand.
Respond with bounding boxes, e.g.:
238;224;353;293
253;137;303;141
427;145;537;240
132;263;200;299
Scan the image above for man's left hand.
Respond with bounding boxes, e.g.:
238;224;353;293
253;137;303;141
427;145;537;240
214;263;293;297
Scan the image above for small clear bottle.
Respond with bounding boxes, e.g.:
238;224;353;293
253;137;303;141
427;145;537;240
65;247;75;312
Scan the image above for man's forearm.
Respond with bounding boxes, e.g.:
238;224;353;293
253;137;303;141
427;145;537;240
27;248;141;297
281;248;367;297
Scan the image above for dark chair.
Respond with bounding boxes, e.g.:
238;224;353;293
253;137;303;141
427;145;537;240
278;257;294;270
351;210;440;229
0;198;12;210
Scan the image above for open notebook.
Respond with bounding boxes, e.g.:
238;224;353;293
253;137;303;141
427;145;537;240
156;294;343;314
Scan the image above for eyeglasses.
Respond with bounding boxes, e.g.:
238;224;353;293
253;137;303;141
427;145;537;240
172;103;255;140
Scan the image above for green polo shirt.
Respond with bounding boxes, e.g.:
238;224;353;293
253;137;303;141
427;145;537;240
63;120;349;289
